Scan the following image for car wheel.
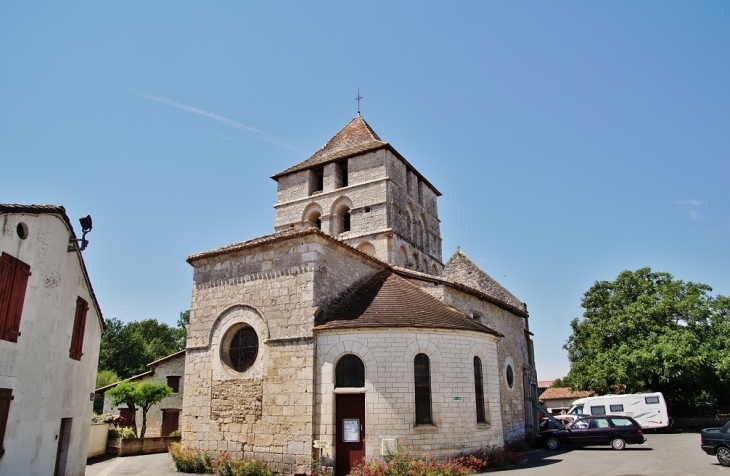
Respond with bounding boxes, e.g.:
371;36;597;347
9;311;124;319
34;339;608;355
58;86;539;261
610;438;626;450
717;446;730;467
546;437;561;450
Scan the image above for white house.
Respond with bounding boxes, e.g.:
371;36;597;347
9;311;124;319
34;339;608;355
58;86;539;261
97;350;185;437
0;204;104;476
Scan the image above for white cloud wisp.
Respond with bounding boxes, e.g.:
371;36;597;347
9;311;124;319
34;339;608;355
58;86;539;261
140;94;301;152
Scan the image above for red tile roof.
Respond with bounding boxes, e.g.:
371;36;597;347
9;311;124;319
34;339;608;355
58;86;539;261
539;387;595;400
314;270;502;336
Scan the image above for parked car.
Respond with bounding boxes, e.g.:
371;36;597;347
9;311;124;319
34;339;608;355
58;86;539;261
539;415;579;432
700;420;730;467
542;415;646;450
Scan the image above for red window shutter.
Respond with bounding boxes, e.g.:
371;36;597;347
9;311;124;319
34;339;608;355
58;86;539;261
69;297;88;360
0;253;31;343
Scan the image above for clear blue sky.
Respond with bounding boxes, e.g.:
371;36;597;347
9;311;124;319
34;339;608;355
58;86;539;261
2;2;728;379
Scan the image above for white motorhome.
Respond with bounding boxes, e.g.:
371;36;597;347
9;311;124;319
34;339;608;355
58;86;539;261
568;392;669;429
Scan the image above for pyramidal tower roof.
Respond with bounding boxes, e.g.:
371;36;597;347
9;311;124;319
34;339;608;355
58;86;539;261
272;115;388;179
444;249;526;312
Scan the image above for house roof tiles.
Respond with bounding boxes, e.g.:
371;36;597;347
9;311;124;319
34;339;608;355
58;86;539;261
539;387;595;401
314;270;502;337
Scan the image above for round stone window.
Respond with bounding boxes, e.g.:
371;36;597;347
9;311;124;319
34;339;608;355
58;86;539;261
505;364;514;389
222;326;259;372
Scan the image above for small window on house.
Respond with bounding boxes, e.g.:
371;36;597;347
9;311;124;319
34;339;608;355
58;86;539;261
645;396;660;404
69;297;88;360
414;353;432;424
474;357;486;423
16;223;28;240
0;252;31;343
335;354;365;388
167;376;181;393
590;405;606;415
609;404;624;413
222;326;259;372
0;388;12;459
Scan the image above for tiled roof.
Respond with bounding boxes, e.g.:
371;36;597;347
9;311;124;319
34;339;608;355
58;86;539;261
314;270;502;336
271;115;387;179
538;380;555;389
539;387;595;400
0;203;105;330
270;115;441;196
444;250;526;312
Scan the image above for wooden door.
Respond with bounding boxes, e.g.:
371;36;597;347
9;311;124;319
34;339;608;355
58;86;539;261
161;409;180;436
54;418;72;476
335;394;365;476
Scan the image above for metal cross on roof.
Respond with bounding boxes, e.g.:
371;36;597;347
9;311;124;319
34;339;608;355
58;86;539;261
355;88;363;115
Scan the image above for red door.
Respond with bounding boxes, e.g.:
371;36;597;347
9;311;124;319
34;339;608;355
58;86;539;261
336;394;365;476
161;409;180;436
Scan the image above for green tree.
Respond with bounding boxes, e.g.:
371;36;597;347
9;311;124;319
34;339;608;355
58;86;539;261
107;381;173;438
98;312;188;379
96;369;120;389
564;268;730;406
135;382;174;438
107;381;140;437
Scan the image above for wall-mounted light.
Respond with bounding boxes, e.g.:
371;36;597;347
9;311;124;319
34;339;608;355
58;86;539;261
68;215;93;252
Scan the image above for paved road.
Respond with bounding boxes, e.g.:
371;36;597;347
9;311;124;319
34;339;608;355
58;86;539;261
86;432;724;476
86;452;178;476
512;432;725;476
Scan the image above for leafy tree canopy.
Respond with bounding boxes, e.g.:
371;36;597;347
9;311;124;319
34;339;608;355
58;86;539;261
96;369;120;389
564;268;730;406
98;311;188;380
107;381;173;438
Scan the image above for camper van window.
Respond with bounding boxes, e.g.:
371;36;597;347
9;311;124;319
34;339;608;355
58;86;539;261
590;405;606;415
569;405;584;415
610;404;624;412
645;396;660;404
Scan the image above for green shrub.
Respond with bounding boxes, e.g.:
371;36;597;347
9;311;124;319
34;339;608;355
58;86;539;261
108;426;136;439
169;429;182;437
213;453;274;476
169;442;213;473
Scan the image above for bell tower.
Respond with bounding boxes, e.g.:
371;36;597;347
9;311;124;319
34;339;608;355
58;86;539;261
271;116;443;275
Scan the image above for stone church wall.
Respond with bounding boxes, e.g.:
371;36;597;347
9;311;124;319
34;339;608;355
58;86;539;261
183;234;383;475
442;288;531;442
315;328;504;461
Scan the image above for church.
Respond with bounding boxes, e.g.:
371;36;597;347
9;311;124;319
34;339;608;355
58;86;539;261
181;115;538;475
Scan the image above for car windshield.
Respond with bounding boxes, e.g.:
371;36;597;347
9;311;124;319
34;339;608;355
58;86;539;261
722;421;730;433
569;405;584;415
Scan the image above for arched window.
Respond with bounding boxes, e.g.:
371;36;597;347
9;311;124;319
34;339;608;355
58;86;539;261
357;242;376;256
335;354;365;388
474;357;486;423
414;353;432;424
307;211;322;230
335;205;351;234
